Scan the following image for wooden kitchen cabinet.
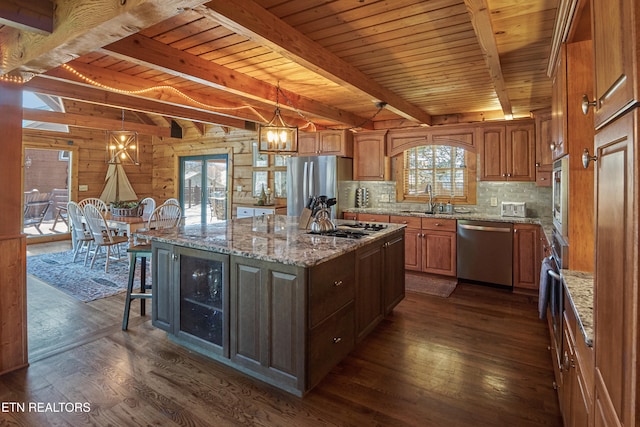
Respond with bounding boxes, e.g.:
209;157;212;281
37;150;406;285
297;130;353;157
593;110;637;427
591;0;640;128
551;45;567;160
356;213;389;223
421;218;457;277
512;223;540;291
389;215;456;277
383;230;405;314
353;130;389;180
479;121;535;182
534;108;553;186
343;212;357;221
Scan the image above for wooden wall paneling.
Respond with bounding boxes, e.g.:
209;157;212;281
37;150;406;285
0;81;28;374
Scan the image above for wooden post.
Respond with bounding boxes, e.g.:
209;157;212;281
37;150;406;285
0;81;28;374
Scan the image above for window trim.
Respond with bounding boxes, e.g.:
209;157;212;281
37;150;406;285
395;145;477;205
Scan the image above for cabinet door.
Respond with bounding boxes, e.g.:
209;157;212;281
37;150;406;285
506;123;535;181
383;231;405;313
592;0;638;128
479;126;506;181
230;256;304;389
551;47;567;159
175;247;229;356
354;130;388;181
297;133;318;155
402;227;422;271
422;231;456;276
535;109;553;186
593;111;636;427
319;130;350;156
152;242;174;331
513;224;540;290
355;243;384;341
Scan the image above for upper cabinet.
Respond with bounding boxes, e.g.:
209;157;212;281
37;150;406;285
353;130;389;181
479;121;535;182
534;109;554;186
590;0;640;128
297;130;354;157
551;45;567;160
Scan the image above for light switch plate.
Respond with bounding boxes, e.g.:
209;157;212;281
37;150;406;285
490;196;498;207
79;184;88;191
237;185;243;192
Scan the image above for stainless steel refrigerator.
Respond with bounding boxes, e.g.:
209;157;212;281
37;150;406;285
286;156;353;218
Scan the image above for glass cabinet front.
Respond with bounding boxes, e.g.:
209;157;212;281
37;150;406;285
178;249;228;349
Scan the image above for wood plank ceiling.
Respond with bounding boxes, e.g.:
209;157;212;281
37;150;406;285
0;0;558;134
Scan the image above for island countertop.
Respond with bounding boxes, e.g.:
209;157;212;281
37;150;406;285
135;215;405;268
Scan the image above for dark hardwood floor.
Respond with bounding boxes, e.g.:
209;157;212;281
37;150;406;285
4;242;562;426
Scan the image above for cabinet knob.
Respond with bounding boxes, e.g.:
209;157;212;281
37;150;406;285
535;162;540;167
334;280;343;287
581;94;597;115
502;173;506;177
434;223;441;226
582;148;598;168
507;173;512;177
333;337;342;344
540;177;546;181
549;141;556;151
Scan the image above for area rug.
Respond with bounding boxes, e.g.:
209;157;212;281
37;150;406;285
405;272;457;298
27;250;146;302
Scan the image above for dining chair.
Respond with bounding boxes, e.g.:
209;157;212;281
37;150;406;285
83;204;129;273
78;197;108;213
164;197;180;207
67;201;93;265
122;202;183;330
140;197;156;216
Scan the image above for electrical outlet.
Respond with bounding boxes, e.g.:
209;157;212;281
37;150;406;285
79;184;88;192
490;196;498;207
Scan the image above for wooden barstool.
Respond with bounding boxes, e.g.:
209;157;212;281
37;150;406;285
122;243;152;330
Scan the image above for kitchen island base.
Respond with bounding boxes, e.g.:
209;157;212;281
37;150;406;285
147;219;404;396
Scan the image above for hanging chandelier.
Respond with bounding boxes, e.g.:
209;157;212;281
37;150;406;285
106;110;139;164
257;85;298;155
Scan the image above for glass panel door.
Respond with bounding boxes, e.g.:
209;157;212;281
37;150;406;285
179;155;228;225
23;147;71;238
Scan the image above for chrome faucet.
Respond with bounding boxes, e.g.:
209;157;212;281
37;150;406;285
425;183;434;212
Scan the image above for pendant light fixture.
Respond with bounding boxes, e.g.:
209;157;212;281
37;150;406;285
258;84;298;155
106;109;139;165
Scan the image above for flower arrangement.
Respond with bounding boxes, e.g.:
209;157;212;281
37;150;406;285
111;200;143;217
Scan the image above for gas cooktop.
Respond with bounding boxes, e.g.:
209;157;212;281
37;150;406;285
307;229;369;239
339;222;388;232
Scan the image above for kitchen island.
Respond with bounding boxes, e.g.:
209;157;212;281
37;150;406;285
135;215;405;396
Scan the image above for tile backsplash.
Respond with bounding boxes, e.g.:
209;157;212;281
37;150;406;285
340;180;552;220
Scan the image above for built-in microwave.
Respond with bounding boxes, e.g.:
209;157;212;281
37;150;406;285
552;156;569;238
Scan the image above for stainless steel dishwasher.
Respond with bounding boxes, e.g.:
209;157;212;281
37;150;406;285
457;220;513;287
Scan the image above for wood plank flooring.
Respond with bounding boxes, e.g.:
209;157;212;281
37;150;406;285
4;242;563;426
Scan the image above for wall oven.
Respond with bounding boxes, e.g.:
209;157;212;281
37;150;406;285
548;229;568;375
552;156;569;238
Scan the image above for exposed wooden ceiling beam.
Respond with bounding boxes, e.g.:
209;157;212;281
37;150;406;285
24;75;248;129
23;109;172;137
0;0;53;34
102;34;372;129
464;0;513;118
198;0;432;125
0;0;210;75
44;61;313;128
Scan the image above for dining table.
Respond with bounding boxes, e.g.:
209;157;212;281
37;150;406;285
103;213;151;246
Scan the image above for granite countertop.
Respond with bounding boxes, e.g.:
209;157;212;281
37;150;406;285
562;270;594;347
135;215;405;268
345;207;554;235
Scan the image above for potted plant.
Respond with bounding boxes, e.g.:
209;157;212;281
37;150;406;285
111;200;144;217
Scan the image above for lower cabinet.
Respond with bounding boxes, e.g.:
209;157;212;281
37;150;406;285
389;216;456;277
152;243;230;357
513;223;541;290
230;256;306;392
151;233;404;396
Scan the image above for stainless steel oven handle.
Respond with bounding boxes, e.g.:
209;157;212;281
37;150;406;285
548;270;561;280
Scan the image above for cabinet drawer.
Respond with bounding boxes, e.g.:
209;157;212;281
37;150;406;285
236;207;254;218
343;212;357;220
308;303;355;389
421;217;456;232
309;252;355;328
389;215;421;229
254;208;275;216
357;213;390;223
